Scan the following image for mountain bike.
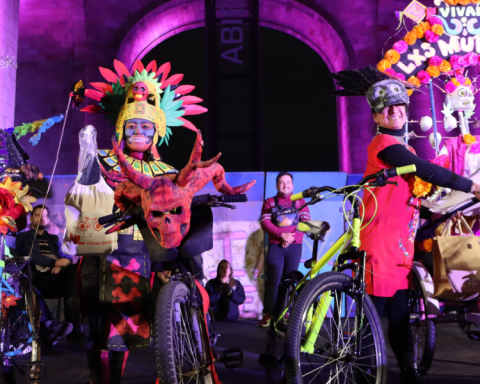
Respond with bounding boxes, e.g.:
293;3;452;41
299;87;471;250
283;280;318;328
259;164;416;384
0;234;43;384
100;193;247;384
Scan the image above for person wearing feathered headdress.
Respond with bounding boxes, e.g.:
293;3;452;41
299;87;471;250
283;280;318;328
332;68;480;383
77;59;207;384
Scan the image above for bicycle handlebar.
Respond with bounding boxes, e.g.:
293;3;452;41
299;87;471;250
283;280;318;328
291;164;417;202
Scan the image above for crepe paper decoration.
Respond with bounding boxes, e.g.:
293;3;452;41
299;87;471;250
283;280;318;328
396;0;427;30
28;115;65;146
13;115;64;142
1;292;20;308
81;59;207;147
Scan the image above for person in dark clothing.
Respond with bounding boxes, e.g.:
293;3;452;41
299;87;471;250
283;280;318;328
16;205;81;343
206;260;246;321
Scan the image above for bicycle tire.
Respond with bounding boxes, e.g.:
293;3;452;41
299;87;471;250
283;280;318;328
266;271;304;384
154;281;213;384
284;271;387;384
409;272;436;371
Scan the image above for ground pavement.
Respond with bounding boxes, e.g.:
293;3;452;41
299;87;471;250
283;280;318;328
1;320;479;383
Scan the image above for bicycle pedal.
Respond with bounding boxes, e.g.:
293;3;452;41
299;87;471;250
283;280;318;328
220;348;244;369
258;353;278;367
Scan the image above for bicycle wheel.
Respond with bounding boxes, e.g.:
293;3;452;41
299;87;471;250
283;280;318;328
154;281;213;384
409;271;436;371
285;272;387;384
1;288;42;384
265;271;304;384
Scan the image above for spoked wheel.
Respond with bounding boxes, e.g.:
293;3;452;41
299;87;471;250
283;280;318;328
265;271;304;384
285;272;387;384
409;272;436;372
155;281;213;384
1;288;42;384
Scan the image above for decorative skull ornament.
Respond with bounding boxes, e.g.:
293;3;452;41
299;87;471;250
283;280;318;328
366;79;409;114
132;81;149;101
107;130;256;249
446;85;475;112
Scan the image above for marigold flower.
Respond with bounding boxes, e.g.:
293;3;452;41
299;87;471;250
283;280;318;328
459;0;471;5
431;24;444;36
439;60;451;73
444;0;460;5
419;21;430;32
423;238;433;253
426;66;440;78
412;25;425;39
404;31;417;45
413;177;432;198
407;76;421;87
463;134;477;145
377;59;391;72
393;40;408;54
385;49;400;64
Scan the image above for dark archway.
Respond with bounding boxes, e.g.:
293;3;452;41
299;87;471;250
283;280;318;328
142;27;337;171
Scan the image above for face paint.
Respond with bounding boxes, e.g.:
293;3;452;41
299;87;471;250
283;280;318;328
132;81;149;101
124;118;155;153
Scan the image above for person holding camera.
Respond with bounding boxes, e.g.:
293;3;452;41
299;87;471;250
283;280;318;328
257;172;310;327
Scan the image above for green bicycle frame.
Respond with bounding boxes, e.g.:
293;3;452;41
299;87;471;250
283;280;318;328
273;216;362;354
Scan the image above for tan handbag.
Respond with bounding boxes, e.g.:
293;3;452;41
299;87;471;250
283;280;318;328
433;215;480;301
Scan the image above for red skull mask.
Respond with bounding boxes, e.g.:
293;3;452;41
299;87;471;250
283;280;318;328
132;81;149;101
108;131;256;249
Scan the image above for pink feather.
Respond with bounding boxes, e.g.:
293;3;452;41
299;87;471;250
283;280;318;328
175;85;195;95
99;67;119;83
156;62;171;82
146;60;158;73
182;105;208;115
177;117;198;131
179;96;203;105
132;60;144;74
85;89;105;101
162;74;184;88
90;82;113;94
114;60;131;85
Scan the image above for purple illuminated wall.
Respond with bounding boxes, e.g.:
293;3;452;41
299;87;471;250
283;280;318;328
14;0;448;175
0;0;19;129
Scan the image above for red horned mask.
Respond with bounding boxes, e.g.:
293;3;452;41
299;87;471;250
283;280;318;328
109;131;255;249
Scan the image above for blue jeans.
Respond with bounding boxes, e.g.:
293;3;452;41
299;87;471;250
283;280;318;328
263;243;302;314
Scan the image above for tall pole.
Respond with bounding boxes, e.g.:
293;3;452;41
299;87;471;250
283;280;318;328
428;80;439;155
204;0;217;160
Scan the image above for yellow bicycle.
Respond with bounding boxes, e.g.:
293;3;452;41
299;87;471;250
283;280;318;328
259;164;416;384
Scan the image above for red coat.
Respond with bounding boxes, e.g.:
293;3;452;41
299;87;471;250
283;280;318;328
360;135;420;297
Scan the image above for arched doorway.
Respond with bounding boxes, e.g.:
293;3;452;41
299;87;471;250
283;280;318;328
119;0;348;171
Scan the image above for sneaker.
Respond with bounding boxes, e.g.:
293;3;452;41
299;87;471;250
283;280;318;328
42;320;73;345
257;314;271;327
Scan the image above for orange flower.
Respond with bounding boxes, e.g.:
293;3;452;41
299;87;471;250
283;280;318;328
431;24;444;36
463;134;477;144
412;25;425;39
439;60;452;73
385;49;400;64
404;31;417;45
459;0;471;5
444;0;460;4
452;78;460;86
377;59;391;72
407;76;421;87
419;21;430;32
407;89;414;96
413;176;432;198
423;238;433;253
465;78;472;85
426;66;440;78
472;0;480;4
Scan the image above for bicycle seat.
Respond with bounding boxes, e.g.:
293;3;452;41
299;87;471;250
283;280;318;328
296;221;330;239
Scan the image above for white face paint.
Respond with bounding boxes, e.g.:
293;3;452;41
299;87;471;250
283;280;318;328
446;85;475;112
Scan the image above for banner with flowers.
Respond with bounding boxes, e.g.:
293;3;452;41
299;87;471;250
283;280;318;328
378;1;480;87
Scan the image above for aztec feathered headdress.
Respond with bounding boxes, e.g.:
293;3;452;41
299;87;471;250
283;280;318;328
330;67;391;97
81;59;207;150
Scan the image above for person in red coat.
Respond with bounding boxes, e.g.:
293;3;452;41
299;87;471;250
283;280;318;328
333;69;480;383
258;172;310;327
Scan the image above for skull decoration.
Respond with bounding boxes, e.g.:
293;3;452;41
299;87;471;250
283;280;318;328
446;85;474;112
132;81;149;101
108;131;256;249
366;79;409;114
